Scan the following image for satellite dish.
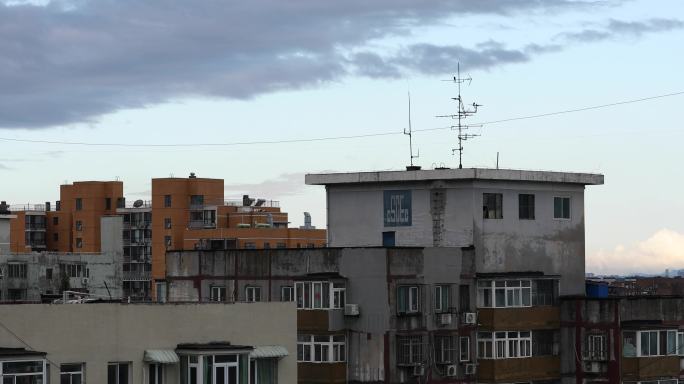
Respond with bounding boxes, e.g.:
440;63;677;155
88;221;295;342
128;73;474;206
133;199;144;208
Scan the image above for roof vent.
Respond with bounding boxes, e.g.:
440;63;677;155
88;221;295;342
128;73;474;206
189;172;197;179
0;201;9;214
406;166;422;171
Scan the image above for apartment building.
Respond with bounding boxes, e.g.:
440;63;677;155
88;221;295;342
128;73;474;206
561;295;684;384
0;302;296;383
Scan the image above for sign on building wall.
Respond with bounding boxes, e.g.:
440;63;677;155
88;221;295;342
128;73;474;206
384;190;412;227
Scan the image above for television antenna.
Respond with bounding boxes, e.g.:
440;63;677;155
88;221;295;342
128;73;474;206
404;91;420;169
437;62;482;169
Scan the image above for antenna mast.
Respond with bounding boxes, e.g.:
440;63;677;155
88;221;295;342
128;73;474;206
404;91;420;170
437;63;482;169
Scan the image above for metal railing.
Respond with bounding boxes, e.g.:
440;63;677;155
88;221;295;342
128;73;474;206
9;204;47;212
122;271;152;281
188;220;217;229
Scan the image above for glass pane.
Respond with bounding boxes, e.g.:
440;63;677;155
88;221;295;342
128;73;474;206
4;361;44;374
228;366;237;384
649;332;658;355
150;364;156;384
108;365;117;384
119;364;128;384
214;355;237;363
215;367;226;384
640;332;650;356
495;289;505;307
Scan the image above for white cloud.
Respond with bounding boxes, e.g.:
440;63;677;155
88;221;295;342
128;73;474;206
588;229;684;275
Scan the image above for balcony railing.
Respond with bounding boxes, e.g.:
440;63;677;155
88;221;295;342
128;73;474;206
188;220;217;229
24;224;47;231
123;220;151;229
123;238;151;246
122;271;152;281
9;204;47;212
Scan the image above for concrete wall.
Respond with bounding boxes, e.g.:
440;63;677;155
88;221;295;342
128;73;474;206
0;302;296;384
325;180;587;295
0;216;11;254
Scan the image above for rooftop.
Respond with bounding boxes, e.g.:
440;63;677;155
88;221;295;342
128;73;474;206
305;167;604;186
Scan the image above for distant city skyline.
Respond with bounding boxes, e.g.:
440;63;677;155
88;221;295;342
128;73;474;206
1;0;683;275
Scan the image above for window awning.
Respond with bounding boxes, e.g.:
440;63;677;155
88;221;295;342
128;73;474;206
144;350;180;364
249;346;288;359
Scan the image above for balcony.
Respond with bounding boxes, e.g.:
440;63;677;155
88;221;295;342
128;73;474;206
123;220;151;229
298;362;346;384
477;356;560;383
122;271;152;281
478;306;560;330
621;356;680;380
123;238;151;246
188;220;217;229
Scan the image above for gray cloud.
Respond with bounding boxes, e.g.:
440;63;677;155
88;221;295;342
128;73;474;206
560;18;684;42
0;0;605;129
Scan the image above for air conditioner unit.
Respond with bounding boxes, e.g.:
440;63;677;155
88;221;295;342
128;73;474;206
344;303;360;316
462;312;477;324
464;363;476;375
445;364;458;377
584;361;600;373
438;313;452;325
81;277;89;285
412;365;424;377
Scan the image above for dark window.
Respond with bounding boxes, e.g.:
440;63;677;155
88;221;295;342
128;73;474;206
117;197;125;209
263;242;271;249
276;242;286;249
164;195;172;208
397;285;420;314
532;280;558;306
164;236;172;247
52;217;59;225
164;218;171;229
105;197;112;210
53;233;58;242
108;362;129;384
397;335;423;365
554;197;570;219
483;193;503;219
244;242;256;249
459;284;470;312
7;263;27;278
60;363;84;384
518;194;535;220
75;198;83;211
46;268;53;280
382;231;396;247
75;220;83;231
532;330;557;356
190;195;204;206
76;238;83;248
7;289;26;301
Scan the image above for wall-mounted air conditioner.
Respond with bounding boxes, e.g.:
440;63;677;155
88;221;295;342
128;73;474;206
445;364;458;377
464;363;476;375
438;313;452;325
344;303;360;316
412;365;424;377
462;312;477;324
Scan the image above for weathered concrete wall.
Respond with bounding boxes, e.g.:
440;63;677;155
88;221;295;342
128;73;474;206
0;302;296;384
0;217;11;254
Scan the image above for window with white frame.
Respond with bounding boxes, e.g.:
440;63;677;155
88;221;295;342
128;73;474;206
245;286;261;302
60;363;84;384
397;285;420;314
477;331;531;359
107;362;130;384
477;280;531;308
434;285;450;313
295;281;345;310
396;335;423;366
460;336;471;362
7;263;27;279
148;363;163;384
586;334;607;360
553;197;570;219
281;286;294;302
434;335;454;364
623;330;678;357
297;334;345;363
2;360;46;383
678;332;684;356
211;286;226;302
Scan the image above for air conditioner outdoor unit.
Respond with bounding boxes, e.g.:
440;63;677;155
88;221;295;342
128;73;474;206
464;363;476;375
412;365;424;376
584;361;600;373
344;303;360;316
81;277;89;285
438;313;452;325
445;364;458;377
462;312;477;324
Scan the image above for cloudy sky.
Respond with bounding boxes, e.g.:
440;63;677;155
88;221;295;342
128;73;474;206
1;0;682;275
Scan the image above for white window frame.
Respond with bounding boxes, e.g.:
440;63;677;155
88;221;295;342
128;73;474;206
397;335;423;366
60;363;84;384
332;283;346;309
434;335;454;364
211;286;226;302
678;332;684;356
245;286;261;302
459;336;471;362
553;196;571;220
434;285;450;313
107;362;130;384
281;286;294;302
477;280;532;308
587;334;606;360
297;334;345;363
295;281;343;310
636;329;677;357
1;360;48;383
477;331;531;359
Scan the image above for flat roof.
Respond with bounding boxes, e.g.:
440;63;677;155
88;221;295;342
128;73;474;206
305;168;604;186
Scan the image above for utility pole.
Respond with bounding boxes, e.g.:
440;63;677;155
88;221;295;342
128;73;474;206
437;63;482;169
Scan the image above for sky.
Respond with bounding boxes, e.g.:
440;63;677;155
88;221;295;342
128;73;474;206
0;0;683;275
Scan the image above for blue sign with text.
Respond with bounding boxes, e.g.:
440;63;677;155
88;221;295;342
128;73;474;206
384;190;412;227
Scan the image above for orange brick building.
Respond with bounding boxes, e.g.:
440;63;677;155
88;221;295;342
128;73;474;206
8;174;326;300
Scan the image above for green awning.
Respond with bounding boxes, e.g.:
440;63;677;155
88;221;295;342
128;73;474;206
144;350;180;364
249;346;288;359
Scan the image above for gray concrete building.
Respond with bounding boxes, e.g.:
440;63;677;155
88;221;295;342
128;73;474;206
0;302;295;383
0;209;14;254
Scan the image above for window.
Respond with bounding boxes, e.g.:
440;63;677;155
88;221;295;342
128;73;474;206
211;286;226;302
434;285;450;313
164;236;172;247
678;332;684;356
624;330;677;357
7;263;27;278
155;282;167;303
76;238;83;248
332;283;346;309
397;285;420;314
46;268;52;280
53;233;59;242
532;279;558;306
587;334;606;360
8;289;26;301
245;286;261;302
60;264;84;278
518;194;535;219
53;217;59;225
61;363;84;384
460;336;471;362
459;284;470;312
244;242;257;249
554;197;570;219
623;331;637;357
105;197;112;210
149;363;163;384
483;193;503;219
190;195;204;206
532;330;556;356
108;362;129;384
276;242;286;249
434;335;454;364
297;335;345;363
281;286;294;302
397;335;423;365
75;198;82;211
2;360;46;383
75;220;83;231
478;331;531;359
295;281;334;309
477;280;531;308
164;218;172;229
164;195;172;208
263;242;270;249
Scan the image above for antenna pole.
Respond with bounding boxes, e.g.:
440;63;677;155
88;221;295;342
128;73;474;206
404;90;419;169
